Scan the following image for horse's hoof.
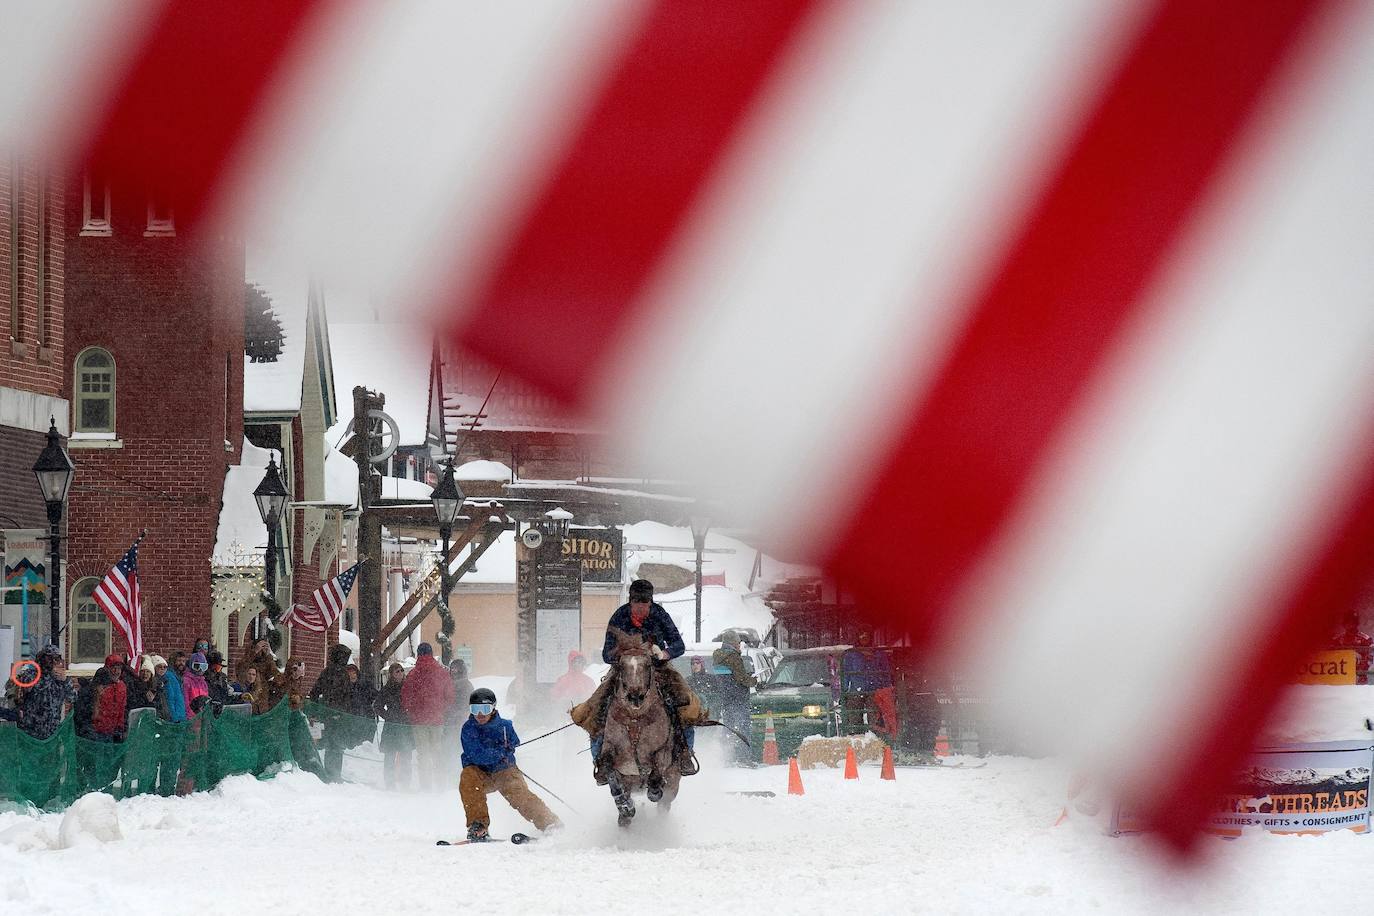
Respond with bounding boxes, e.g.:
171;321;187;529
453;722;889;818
618;812;634;828
647;785;663;803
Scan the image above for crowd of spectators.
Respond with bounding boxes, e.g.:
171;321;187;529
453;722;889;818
2;637;492;795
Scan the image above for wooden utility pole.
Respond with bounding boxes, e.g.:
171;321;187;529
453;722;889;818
352;386;385;685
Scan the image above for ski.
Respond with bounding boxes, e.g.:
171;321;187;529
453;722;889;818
436;833;536;846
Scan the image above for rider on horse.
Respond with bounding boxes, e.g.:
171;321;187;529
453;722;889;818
571;578;706;780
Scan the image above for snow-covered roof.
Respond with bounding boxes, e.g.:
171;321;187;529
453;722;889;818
456;459;512;482
376;476;433;501
326;320;431;447
213;437;276;565
243;257;309;415
323;436;360;508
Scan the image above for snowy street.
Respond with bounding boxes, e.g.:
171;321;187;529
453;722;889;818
3;738;1369;916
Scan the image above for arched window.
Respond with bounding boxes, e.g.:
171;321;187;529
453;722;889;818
74;347;116;433
70;577;111;664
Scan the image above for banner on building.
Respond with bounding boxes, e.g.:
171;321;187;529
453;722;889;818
1209;742;1372;836
1109;740;1374;837
1294;650;1358;685
3;529;46;608
561;527;622;584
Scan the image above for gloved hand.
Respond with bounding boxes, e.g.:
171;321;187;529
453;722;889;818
649;644;667;662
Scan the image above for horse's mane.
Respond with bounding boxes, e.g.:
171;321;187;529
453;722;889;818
608;627;651;659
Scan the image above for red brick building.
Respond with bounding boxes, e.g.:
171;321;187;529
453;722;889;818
61;173;244;664
0;161;67;654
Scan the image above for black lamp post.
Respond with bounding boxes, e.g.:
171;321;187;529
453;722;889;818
543;507;572;543
430;459;464;662
32;418;73;649
689;513;711;643
253;454;289;639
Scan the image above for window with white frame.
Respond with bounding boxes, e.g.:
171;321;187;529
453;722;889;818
82;170;111;236
71;578;112;664
75;347;116;433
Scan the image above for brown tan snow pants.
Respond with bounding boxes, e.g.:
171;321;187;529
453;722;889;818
459;765;558;831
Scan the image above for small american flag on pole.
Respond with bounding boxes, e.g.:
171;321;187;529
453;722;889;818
281;562;362;633
92;532;145;659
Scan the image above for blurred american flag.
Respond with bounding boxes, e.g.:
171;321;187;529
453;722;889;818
5;0;1373;853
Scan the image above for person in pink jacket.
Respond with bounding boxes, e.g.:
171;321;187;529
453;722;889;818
401;643;455;791
182;651;211;715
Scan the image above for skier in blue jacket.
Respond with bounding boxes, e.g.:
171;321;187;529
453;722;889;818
458;687;559;841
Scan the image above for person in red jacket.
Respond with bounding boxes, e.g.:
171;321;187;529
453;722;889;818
551;651;596;708
401;643;454;791
92;655;129;741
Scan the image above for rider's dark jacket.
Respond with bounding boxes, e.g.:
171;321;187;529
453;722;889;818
602;602;685;665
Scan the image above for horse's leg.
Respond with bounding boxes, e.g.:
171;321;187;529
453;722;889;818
608;771;635;826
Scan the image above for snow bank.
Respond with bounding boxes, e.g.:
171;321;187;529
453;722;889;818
58;793;121;848
457;459;513;481
1261;685;1374;744
3;754;1371;914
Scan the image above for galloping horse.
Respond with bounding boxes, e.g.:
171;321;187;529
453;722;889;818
598;629;682;826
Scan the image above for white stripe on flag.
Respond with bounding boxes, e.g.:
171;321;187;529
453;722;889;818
956;0;1374;798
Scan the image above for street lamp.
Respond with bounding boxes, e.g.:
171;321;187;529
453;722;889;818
430;459;464;663
689;513;710;643
544;507;572;543
253;454;289;640
32;418;73;649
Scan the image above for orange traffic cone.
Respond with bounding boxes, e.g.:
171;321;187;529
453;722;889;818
880;745;896;781
762;711;780;766
788;757;805;795
934;729;951;757
843;746;859;779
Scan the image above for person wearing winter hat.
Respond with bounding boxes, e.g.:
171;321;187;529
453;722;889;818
182;651;211;716
459;687;559;841
401;643;454;791
552;650;595;708
203;650;234;707
442;658;474;787
308;643;356;782
159;653;187;723
19;645;76;740
373;662;413;790
91;654;129;740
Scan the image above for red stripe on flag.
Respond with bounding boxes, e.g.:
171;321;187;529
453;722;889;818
824;0;1331;642
77;0;328;233
451;0;826;411
1145;422;1374;852
818;0;1334;852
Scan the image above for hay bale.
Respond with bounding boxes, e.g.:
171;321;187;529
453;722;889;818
797;733;887;770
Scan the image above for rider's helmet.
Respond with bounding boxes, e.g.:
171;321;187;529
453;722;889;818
469;687;497;706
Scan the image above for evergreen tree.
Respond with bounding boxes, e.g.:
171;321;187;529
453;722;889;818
244;282;284;363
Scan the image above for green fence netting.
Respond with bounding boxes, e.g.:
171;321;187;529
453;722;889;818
0;699;324;810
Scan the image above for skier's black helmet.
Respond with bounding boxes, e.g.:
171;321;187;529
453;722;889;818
469;687;497;706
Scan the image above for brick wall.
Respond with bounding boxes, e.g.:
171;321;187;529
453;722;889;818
0;161;64;397
62;177;244;660
0;427;47;529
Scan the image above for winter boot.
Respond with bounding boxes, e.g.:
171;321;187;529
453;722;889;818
466;821;490;843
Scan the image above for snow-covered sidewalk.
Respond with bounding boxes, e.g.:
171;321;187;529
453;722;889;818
0;744;1367;915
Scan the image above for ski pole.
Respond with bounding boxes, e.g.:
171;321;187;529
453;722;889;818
517;766;581;817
